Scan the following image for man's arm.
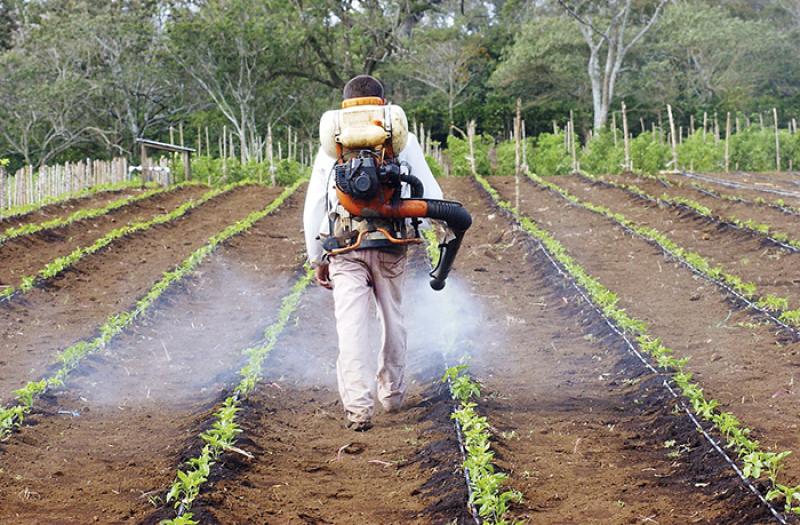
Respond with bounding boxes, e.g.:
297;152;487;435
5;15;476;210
401;133;443;200
303;147;335;266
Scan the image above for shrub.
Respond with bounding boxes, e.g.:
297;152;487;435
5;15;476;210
447;134;493;177
677;132;724;172
494;138;536;177
530;132;572;177
580;130;625;175
630;133;671;175
425;154;445;178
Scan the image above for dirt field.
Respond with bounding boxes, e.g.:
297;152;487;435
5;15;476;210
0;176;795;524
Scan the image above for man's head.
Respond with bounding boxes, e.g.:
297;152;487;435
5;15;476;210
343;75;384;101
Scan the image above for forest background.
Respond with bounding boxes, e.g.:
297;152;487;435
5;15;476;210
2;0;799;171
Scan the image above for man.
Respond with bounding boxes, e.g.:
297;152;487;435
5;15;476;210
304;75;442;431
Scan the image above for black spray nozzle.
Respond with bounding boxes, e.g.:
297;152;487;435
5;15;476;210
423;200;472;291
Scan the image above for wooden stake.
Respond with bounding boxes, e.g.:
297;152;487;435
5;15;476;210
667;104;678;171
611;112;618;146
268;124;275;186
774;107;781;172
467;120;477;177
622;102;631;172
514;98;522;212
725;112;732;173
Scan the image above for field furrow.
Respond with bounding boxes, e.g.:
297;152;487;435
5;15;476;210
0;184;208;289
176;256;469;525
603;173;800;243
440;177;772;524
550;175;800;315
0;184;145;231
0;184;284;403
0;194;305;524
488;175;800;486
670;172;800;206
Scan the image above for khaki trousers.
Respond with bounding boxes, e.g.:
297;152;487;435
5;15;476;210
329;248;407;422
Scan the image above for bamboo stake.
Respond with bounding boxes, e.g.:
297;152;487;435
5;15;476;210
774;107;781;172
725;112;732;173
622;102;631;172
514;98;522;212
667;104;678;171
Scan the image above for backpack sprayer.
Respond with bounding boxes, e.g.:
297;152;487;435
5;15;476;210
319;97;472;290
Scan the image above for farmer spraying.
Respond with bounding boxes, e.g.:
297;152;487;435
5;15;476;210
304;75;472;431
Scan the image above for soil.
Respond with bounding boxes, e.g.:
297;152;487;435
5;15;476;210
0;192;306;524
0;176;787;524
663;172;800;206
172;271;469;525
489;175;800;486
553;174;800;308
442;177;770;524
0;185;208;290
601;172;800;246
0;187;144;233
0;184;284;404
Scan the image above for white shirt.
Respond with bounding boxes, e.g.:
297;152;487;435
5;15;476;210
303;133;443;265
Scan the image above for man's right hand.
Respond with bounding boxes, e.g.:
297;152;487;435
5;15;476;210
315;262;332;290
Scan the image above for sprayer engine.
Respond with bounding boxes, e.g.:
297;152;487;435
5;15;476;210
334;150;403;202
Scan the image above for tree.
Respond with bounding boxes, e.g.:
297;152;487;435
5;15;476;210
86;2;192;156
169;0;298;163
0;0;15;50
557;0;668;129
280;0;440;89
396;29;485;129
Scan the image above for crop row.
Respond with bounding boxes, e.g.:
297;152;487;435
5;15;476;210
162;270;312;521
0;178;306;440
475;173;800;518
533;173;800;332
0;181;199;244
160;268;314;525
0;179;154;220
422;227;522;525
0;182;244;302
588;173;800;252
649;172;800;218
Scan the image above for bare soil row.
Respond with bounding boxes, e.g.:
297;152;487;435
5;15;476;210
556;174;800;308
0;184;283;403
666;172;800;206
0;186;144;232
490;175;800;486
0;185;208;291
603;173;800;245
0;193;306;524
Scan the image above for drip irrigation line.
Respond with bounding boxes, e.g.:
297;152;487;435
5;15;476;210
678;172;800;200
474;178;791;525
533;177;799;339
587;174;800;254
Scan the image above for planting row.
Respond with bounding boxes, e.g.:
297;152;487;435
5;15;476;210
0;183;308;524
0;182;242;302
0;179;305;438
0;179;150;222
0;181;197;244
540;173;800;332
481;174;799;520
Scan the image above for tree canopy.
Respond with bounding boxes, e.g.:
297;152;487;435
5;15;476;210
1;0;799;169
